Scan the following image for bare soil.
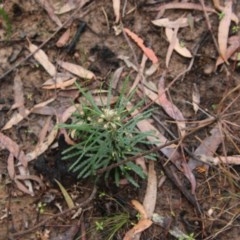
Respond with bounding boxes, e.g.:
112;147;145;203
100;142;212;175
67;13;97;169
1;1;240;240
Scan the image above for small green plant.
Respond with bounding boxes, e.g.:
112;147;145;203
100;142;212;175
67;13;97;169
232;25;240;34
0;4;12;38
178;233;195;240
218;11;225;20
60;81;156;187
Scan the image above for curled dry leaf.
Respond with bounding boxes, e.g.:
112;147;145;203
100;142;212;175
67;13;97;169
112;0;121;23
124;28;159;64
152;17;189;28
28;41;56;77
165;28;192;59
57;60;95;80
218;0;232;61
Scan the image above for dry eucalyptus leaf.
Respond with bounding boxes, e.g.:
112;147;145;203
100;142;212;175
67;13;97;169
57;60;95;80
28;41;56;77
165;28;192;59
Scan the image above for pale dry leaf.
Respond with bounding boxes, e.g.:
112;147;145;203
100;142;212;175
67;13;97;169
36;116;52;148
165;27;192;59
218;0;232;61
7;153;15;180
14;179;33;195
165;26;179;67
143;161;157;218
26;128;58;162
112;0;121;23
54;1;76;14
28;41;57;77
192;83;200;113
2;109;30;130
42;72;73;86
152;18;189;28
57;60;95;80
0;132;28;168
42;78;76;89
11;75;25;114
37;0;62;27
111;66;124;89
196;154;240;165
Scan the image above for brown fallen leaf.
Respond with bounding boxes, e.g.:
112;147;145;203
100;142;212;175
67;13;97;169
57;60;95;80
28;41;57;77
218;0;232;62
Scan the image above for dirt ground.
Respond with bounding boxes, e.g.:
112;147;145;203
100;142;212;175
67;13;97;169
1;0;240;239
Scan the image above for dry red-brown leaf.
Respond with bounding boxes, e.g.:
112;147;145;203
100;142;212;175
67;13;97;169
124;28;159;64
218;1;232;62
123;219;152;240
131;200;148;219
